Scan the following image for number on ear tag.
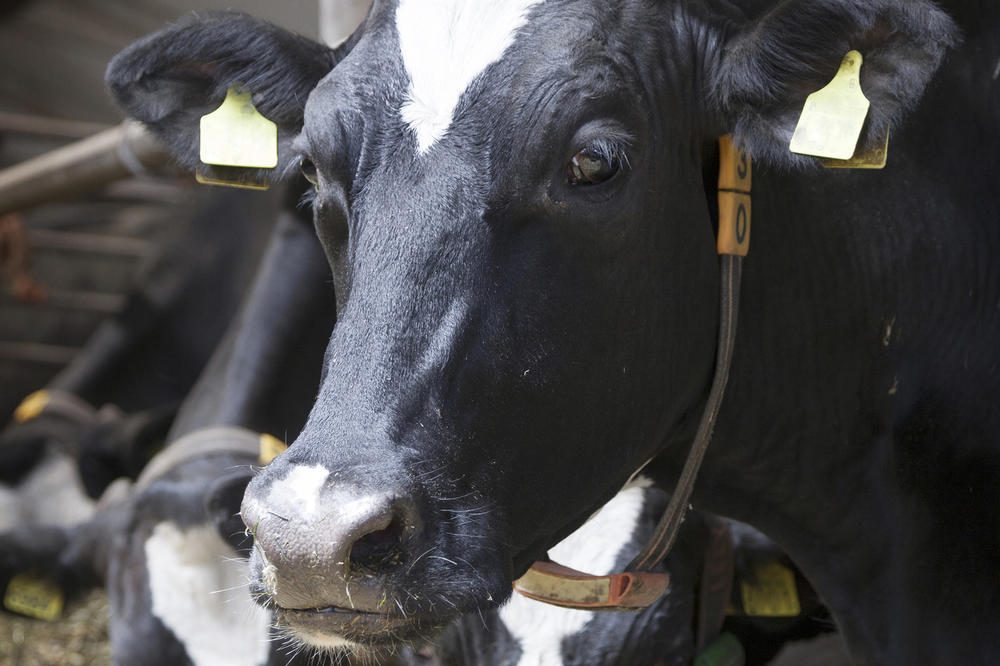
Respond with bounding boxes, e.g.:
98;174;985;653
199;86;278;169
789;51;870;160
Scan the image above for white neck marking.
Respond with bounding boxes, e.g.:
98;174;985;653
145;522;271;666
498;486;648;666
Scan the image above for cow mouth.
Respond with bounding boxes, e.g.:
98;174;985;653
277;604;448;646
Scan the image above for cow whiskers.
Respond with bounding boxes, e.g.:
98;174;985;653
406;545;435;573
426;554;458;566
435;490;476;501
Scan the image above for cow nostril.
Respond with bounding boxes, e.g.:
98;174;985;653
349;517;405;570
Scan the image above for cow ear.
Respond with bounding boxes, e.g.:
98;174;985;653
106;11;339;174
710;0;958;167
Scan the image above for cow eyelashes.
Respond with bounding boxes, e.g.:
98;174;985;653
567;139;629;186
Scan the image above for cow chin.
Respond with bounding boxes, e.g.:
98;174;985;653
246;546;467;650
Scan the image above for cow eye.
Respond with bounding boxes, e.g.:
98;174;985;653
299;157;319;187
567;145;624;186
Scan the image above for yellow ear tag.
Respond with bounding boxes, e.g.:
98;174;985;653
739;561;801;617
194;168;272;191
199;86;278;169
789;50;870;160
3;573;64;621
822;128;889;169
13;389;50;424
258;433;288;465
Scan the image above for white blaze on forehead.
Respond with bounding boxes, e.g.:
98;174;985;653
267;463;329;522
499;486;649;665
145;523;271;666
396;0;545;153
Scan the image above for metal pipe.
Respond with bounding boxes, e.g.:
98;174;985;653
0;111;111;140
0;120;172;216
26;229;153;258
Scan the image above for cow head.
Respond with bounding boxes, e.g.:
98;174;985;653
106;0;955;656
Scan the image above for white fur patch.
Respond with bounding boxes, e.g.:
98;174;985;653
395;0;544;153
145;522;271;666
0;449;96;531
499;487;648;665
267;464;329;522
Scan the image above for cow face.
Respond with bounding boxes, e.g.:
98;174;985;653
107;0;955;656
248;2;720;650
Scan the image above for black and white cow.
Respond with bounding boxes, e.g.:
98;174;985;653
106;1;999;664
0;199;336;665
0;187;278;533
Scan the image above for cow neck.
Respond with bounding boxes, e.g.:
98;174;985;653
512;135;749;613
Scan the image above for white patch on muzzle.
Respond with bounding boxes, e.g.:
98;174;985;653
264;463;329;522
498;486;648;665
145;522;271;666
395;0;544;153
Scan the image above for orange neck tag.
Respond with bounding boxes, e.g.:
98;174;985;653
717;135;751;257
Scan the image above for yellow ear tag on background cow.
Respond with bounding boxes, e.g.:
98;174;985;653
258;433;288;465
199;86;278;169
13;389;50;423
3;573;64;621
739;561;801;617
789;50;870;160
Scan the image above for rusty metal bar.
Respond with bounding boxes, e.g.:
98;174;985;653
0;120;171;216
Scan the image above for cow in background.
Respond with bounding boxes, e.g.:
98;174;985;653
0;187;279;532
0;193;334;664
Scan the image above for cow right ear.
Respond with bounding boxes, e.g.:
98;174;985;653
708;0;958;167
106;11;341;175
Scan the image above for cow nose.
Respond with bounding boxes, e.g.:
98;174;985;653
318;493;415;571
349;508;407;569
241;464;422;610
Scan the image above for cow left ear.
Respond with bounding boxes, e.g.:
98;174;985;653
709;0;958;167
106;11;346;175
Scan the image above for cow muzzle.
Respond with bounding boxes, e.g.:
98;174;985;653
240;461;432;645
